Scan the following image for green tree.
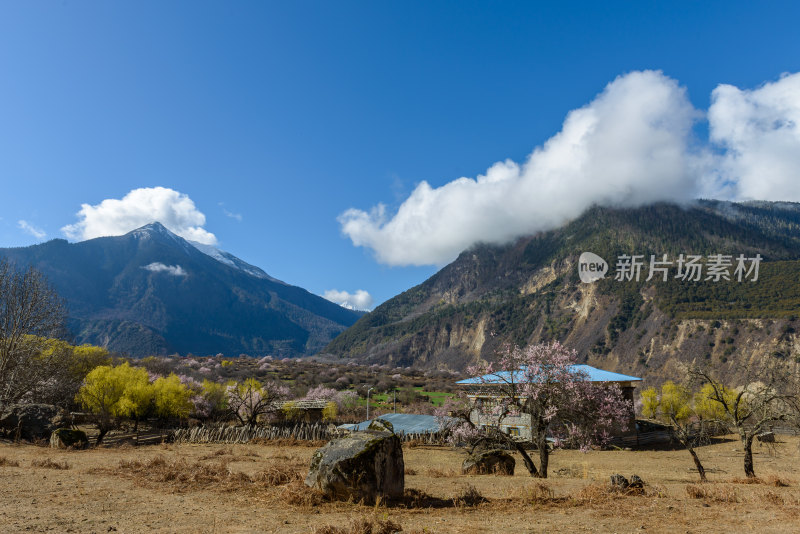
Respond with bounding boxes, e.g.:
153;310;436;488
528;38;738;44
643;381;709;481
152;374;192;419
76;363;138;445
201;379;229;420
116;367;154;431
322;401;337;422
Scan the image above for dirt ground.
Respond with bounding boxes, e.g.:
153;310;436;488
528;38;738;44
2;435;800;533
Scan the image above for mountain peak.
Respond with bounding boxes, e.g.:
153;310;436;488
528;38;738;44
131;221;173;236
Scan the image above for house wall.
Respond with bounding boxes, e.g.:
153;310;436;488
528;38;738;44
469;409;532;440
465;380;639;442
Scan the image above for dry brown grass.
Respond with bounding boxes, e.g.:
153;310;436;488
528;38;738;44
250;437;326;448
762;490;786;505
4;437;800;533
253;464;305;486
116;456;250;491
426;467;458;478
30;458;70;470
312;515;403;534
730;475;791;487
403;467;417;476
199;446;260;462
508;482;558;505
276;480;326;508
0;456;20;467
115;455;309;494
452;484;486;507
685;483;739;503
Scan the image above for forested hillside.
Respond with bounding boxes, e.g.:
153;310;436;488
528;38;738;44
323;201;800;384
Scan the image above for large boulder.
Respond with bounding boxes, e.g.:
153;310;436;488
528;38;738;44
50;428;89;449
462;449;515;475
0;404;59;441
305;420;404;503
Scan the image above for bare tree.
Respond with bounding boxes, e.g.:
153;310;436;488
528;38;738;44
226;378;290;425
0;260;67;406
689;363;800;478
641;381;712;482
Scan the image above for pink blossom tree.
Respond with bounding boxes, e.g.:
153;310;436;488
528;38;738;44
435;391;483;445
466;342;633;478
226;378;291;426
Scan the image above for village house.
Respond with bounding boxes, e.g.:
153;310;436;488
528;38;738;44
456;364;641;441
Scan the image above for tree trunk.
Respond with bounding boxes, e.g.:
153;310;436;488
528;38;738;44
743;434;756;478
511;440;539;477
95;427;108;447
688;446;707;482
538;437;549;479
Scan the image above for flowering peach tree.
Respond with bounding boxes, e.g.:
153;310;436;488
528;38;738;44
456;342;633;478
226;378;291;425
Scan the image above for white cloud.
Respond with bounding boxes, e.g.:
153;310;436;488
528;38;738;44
142;262;187;276
340;70;704;266
339;70;800;266
222;208;242;222
323;289;374;311
62;187;217;245
709;72;800;201
17;220;46;240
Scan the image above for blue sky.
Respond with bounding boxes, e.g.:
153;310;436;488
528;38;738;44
2;2;800;308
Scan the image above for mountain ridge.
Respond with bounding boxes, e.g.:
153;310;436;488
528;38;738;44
0;222;361;358
322;200;800;385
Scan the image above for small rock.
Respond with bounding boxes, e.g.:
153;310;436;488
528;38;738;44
367;418;394;433
629;475;645;489
462;449;515;476
757;431;775;443
610;474;629;489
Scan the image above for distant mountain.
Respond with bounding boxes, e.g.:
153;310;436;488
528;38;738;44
0;223;362;357
323;200;800;385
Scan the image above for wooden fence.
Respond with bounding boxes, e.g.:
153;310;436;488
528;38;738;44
170;423;451;445
171;423;333;444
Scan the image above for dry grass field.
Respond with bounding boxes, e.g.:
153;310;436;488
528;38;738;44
2;435;800;533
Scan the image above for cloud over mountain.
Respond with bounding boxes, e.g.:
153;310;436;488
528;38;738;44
323;289;374;311
62;187;217;245
142;262;187;276
709;72;800;201
339;71;800;266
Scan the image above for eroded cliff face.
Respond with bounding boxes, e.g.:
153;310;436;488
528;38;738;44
324;201;800;385
330;262;800;385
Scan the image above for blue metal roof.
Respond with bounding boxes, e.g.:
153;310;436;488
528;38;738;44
342;413;453;434
455;364;641;385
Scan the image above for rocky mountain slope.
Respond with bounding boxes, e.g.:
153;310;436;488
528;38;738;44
323;201;800;385
0;223;361;357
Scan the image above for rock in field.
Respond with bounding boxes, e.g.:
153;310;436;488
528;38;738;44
305;419;404;503
0;404;59;441
50;428;89;449
462;449;515;475
610;473;645;494
757;431;775;443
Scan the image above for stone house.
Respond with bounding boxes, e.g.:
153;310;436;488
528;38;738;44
455;364;641;441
